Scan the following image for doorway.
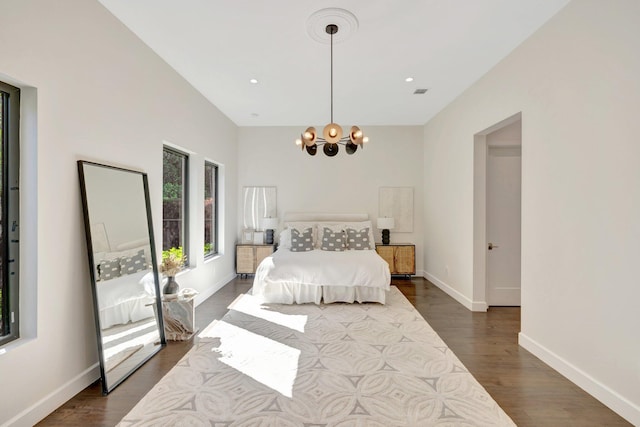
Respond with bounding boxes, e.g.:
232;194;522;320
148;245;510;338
473;114;522;309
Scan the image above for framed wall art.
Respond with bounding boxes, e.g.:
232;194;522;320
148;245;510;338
379;187;414;232
242;228;254;244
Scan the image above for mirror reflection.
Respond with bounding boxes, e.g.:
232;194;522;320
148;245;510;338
78;161;165;394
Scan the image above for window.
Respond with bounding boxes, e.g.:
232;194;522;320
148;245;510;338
204;161;218;257
162;147;188;263
0;80;20;346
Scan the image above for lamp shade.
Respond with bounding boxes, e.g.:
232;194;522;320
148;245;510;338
260;217;279;230
377;217;395;230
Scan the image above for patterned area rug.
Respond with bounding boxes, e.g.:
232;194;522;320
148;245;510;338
119;287;515;426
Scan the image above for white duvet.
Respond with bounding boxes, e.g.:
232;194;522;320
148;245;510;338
97;270;156;328
253;248;391;291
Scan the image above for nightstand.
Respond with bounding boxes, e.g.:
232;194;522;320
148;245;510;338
375;243;416;277
236;244;276;278
161;295;197;341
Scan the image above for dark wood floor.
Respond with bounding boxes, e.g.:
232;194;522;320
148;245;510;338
39;277;630;426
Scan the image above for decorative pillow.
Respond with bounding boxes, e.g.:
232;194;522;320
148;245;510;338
346;227;371;250
98;258;121;281
320;227;346;251
343;221;376;249
119;249;147;275
285;222;317;243
314;223;345;248
290;227;314;252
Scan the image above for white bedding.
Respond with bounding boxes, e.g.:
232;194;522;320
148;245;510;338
252;248;391;304
97;270;156;329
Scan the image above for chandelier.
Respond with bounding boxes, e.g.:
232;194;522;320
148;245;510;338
295;23;369;157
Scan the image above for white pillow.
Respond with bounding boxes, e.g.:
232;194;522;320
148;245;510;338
343;221;376;249
278;228;291;249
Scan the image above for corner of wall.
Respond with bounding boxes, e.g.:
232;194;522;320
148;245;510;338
518;333;640;426
423;272;487;312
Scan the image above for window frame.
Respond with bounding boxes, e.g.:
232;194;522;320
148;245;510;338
204;160;218;259
0;80;21;347
162;146;189;265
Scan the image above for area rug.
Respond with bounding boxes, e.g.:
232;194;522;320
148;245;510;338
118;287;515;426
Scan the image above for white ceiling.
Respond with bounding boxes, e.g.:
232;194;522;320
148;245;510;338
98;0;569;127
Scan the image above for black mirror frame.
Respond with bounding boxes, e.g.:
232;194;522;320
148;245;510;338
77;160;166;395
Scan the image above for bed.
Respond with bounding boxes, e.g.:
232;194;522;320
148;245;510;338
97;269;156;329
252;214;391;304
94;240;156;329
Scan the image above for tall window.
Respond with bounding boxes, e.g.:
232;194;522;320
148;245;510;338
162;147;188;263
204;161;218;258
0;81;20;346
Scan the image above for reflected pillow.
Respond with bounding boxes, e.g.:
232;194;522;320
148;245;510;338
120;249;147;275
320;227;346;251
98;259;121;281
290;227;314;252
346;227;371;250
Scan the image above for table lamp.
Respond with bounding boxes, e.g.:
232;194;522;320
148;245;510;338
261;217;279;245
376;217;395;245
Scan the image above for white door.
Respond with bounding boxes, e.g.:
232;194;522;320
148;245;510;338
487;145;521;306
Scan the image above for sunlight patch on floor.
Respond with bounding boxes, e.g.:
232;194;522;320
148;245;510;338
102;319;157;345
103;330;158;360
227;293;308;333
198;319;300;398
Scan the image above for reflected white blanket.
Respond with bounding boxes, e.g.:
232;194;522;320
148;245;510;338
97;270;155;328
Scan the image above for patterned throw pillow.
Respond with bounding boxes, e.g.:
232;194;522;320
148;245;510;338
290;227;314;252
98;258;121;281
320;227;346;251
346;227;371;250
119;249;147;275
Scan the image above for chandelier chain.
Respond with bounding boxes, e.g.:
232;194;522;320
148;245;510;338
330;27;334;124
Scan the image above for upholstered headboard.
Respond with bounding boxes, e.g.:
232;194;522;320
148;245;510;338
283;212;368;223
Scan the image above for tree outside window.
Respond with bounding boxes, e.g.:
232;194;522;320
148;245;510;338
204;161;218;257
162;147;188;264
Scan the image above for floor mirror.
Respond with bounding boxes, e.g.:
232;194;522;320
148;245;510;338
78;160;166;394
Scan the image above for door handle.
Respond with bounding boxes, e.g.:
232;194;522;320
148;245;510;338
488;242;499;250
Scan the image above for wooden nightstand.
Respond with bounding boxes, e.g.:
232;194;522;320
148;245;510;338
375;243;416;277
236;244;276;278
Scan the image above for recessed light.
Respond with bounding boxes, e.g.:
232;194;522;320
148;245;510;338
405;77;414;82
250;78;258;84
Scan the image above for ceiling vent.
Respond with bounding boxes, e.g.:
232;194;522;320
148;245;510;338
413;88;428;95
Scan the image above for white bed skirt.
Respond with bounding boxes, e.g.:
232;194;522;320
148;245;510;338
252;283;387;305
252;248;390;304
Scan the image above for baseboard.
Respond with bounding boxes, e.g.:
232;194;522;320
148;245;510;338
423;272;487;312
2;364;100;427
3;273;238;427
194;272;237;307
519;333;640;426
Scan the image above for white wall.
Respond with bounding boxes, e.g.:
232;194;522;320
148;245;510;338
423;0;640;423
0;0;238;425
238;126;425;273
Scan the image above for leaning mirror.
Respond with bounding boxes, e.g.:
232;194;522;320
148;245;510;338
78;161;165;395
